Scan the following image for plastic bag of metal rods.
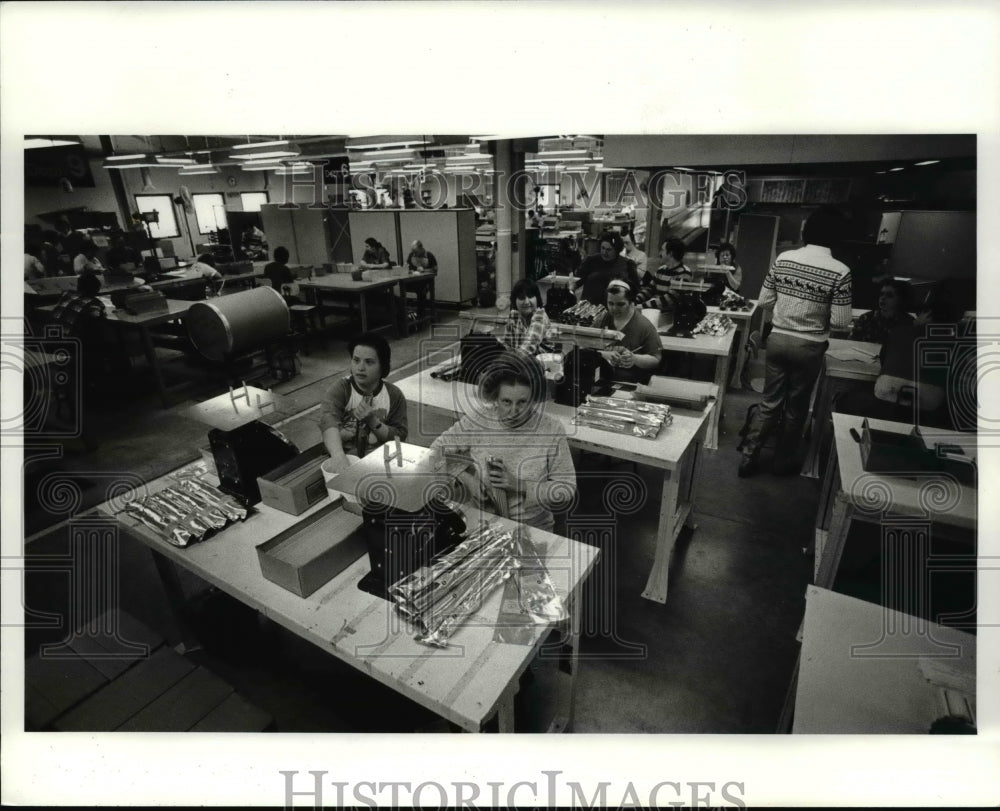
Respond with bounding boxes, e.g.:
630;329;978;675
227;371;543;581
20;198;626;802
389;521;518;648
692;312;735;337
493;530;567;644
573;397;671;438
121;479;247;548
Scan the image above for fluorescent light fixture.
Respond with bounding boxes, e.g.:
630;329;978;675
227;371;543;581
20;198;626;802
103;160;161;169
447;165;477;172
106;154;149;161
875;170;887;175
537;149;588;157
889;166;905;172
346;140;423;150
228;150;299;160
155;156;197;165
231;140;291;150
356;148;416;156
404;163;437;170
673;167;696;172
914;160;940;166
178;165;220;175
24;138;80;149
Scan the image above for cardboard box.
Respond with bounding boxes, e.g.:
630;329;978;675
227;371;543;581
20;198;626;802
257;444;330;516
859;420;929;474
256;502;366;597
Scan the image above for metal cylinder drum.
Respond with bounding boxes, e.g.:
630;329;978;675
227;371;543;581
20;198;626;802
185;286;290;362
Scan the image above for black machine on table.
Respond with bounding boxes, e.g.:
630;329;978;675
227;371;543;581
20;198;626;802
185;385;298;507
326;441;467;599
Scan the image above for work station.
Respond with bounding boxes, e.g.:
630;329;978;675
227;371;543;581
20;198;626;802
17;133;978;736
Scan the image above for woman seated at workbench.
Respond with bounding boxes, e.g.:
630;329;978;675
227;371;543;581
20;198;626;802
429;351;575;532
848;278;914;344
592;279;663;384
357;236;392;269
714;242;743;293
573;231;641;305
836;280;964;428
319;333;409;473
503;278;555;355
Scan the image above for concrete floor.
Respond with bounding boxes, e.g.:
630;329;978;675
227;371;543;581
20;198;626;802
21;310;974;733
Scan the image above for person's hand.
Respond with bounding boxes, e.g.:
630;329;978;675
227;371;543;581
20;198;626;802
616;348;635;369
599;349;618;366
485;457;522;493
353;402;378;427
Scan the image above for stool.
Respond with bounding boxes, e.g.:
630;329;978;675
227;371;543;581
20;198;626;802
288;304;325;354
25;608;274;732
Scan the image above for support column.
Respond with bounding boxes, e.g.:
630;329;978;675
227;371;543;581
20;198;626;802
493;141;527;312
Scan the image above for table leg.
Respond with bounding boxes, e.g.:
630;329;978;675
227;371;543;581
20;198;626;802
776;652;800;733
387;285;401;339
729;321;747;389
138;324;169;407
801;370;830;479
358;291;370;333
705;353;730;451
815;494;853;588
495;685;517;733
545;579;584;733
641;468;681;604
149;551;201;654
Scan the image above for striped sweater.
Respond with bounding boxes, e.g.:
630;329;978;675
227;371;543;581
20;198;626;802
759;245;852;342
637;264;692;306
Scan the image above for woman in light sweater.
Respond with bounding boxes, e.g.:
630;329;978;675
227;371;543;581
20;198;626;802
430;352;576;532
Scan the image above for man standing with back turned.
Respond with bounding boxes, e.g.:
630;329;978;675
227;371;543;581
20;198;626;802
739;206;852;477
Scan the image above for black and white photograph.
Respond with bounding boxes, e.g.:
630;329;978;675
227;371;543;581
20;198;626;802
2;2;998;808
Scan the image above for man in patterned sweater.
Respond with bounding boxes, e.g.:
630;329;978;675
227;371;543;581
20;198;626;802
739;207;852;477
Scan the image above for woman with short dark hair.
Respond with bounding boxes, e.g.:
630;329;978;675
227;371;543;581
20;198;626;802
849;278;914;344
503;278;554;355
318;332;408;473
358;237;392;269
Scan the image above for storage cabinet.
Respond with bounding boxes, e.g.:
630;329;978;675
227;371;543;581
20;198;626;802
398;210;477;304
260;205;352;265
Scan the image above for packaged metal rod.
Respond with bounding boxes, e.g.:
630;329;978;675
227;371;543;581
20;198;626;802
123;501;192;548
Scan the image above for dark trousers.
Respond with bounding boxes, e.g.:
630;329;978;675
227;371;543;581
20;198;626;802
743;332;827;457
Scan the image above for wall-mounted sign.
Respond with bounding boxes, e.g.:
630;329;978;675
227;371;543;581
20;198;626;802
25;144;96;187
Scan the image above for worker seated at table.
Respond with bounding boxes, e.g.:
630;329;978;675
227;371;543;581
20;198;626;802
105;233;143;275
262;245;302;304
836;280;966;429
429;351;576;533
636;238;692;308
573;231;641;306
52;271;107;334
24;244;47;280
714;242;743;293
357;237;392;270
319;333;409;474
503;278;555;356
848;278;914;344
591;279;662;385
73;239;106;275
621;232;648;276
405;240;438;274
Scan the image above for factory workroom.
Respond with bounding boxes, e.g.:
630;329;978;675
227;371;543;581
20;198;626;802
18;133;978;740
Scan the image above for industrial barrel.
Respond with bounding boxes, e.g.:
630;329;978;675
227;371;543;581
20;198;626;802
185;286;290;362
